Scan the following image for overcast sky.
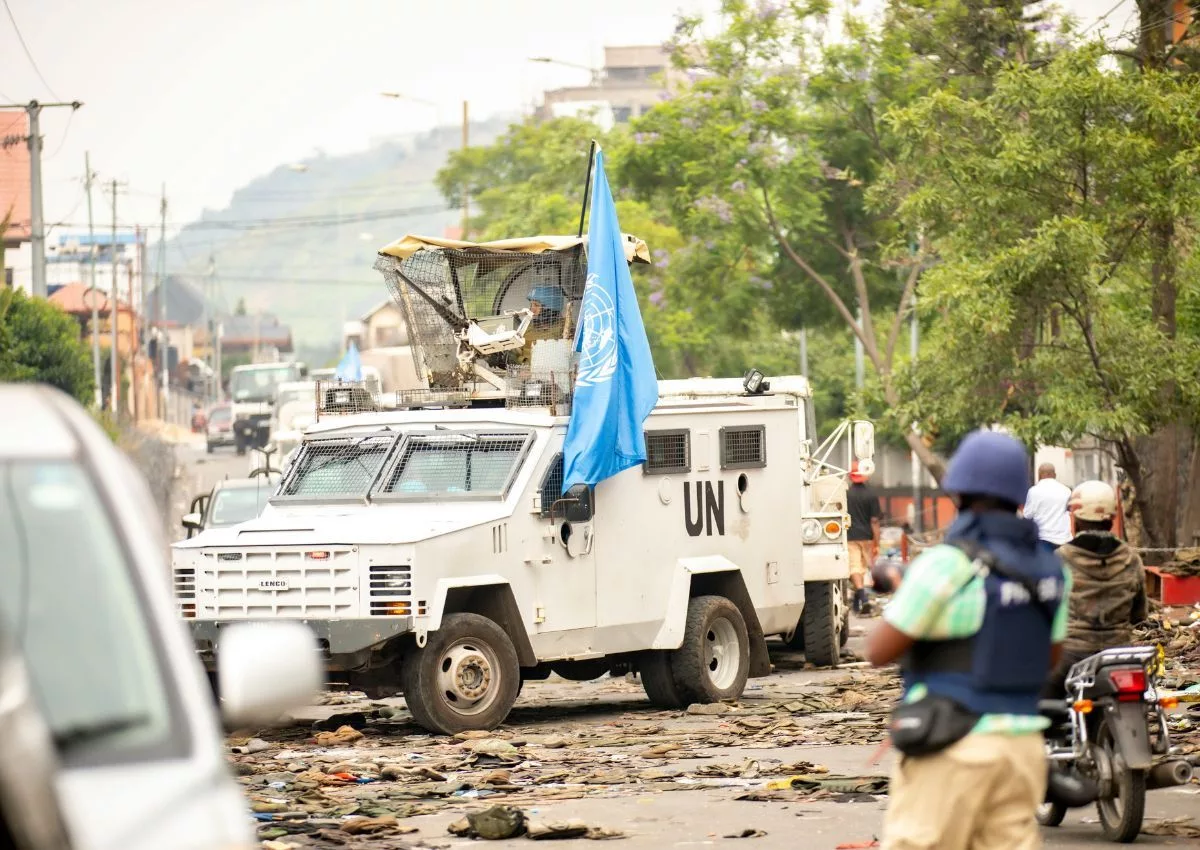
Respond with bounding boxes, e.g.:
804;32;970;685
4;0;1126;239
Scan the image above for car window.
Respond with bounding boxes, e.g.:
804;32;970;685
209;485;271;527
209;407;231;423
0;461;178;766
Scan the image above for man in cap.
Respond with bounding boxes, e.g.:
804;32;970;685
520;285;567;364
866;430;1070;850
846;461;882;613
1043;479;1146;698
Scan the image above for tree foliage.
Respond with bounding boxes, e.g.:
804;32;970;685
0;288;96;404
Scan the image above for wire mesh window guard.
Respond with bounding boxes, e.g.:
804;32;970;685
374;246;586;390
379;433;531;498
720;425;767;469
278;434;399;499
539;453;565;517
315;381;380;419
644;429;691;475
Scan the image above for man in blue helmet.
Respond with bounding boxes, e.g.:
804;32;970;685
866;429;1071;850
520;285;567;364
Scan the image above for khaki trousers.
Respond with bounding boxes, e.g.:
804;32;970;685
883;733;1046;850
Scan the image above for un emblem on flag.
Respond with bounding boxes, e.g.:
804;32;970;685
576;273;618;387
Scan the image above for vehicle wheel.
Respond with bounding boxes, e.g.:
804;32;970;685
1036;802;1066;827
639;650;685;709
1096;721;1146;842
400;613;520;735
839;598;851;649
802;581;842;668
670;595;750;704
550;659;610;682
206;442;214;455
235;440;246;456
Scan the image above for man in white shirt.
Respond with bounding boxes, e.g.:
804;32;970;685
1023;463;1073;549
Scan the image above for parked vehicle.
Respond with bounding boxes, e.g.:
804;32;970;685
1040;645;1193;842
182;474;281;539
172;233;864;735
205;403;234;452
229;361;305;454
0;383;320;850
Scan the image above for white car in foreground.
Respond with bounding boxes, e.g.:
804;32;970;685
0;384;320;850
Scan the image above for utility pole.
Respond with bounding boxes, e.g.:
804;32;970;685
204;254;215;405
0;100;84;298
461;100;470;239
799;327;809;380
84;152;101;408
156;186;168;419
128;256;138;421
910;292;921;534
215;320;223;403
109;179;120;415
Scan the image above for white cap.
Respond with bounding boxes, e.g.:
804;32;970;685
1068;480;1118;522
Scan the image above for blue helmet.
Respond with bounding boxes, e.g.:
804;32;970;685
942;430;1031;507
528;285;565;312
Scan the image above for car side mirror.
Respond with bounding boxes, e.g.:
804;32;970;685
182;512;202;539
218;621;321;729
563;483;593;523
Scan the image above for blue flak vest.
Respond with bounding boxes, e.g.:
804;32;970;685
902;511;1065;718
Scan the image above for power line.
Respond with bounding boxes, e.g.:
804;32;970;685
44;106;75;159
2;0;60;100
50;201;452;232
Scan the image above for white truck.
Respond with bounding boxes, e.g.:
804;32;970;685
173;234;865;735
229;360;305;454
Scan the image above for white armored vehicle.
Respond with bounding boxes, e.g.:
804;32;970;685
173;234;867;734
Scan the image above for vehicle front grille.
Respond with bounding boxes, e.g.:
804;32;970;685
198;547;358;618
174;567;196;619
368;564;412;616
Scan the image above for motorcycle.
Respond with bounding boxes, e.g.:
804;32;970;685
1040;645;1193;842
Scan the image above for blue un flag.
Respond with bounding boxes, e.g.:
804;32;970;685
335;339;363;381
562;149;659;492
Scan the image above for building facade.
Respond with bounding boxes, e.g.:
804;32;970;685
539;45;679;124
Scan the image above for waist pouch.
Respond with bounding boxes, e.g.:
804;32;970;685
889;694;979;757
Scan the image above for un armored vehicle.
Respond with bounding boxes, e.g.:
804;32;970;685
173;234;866;734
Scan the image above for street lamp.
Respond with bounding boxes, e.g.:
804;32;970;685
380;92;471;240
529;57;602;85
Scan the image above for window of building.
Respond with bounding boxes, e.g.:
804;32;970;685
644;429;690;475
719;425;767;469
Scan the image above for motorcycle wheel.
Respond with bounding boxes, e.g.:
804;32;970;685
1095;721;1146;843
1036;802;1066;827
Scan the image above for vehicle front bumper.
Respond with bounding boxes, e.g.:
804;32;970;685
190;617;413;670
207;430;236;446
232;415;271;443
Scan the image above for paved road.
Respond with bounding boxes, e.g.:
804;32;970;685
165;442;1200;848
168;436;260;544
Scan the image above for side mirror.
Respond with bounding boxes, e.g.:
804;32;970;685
563;483;593;523
217;621;321;729
853;420;875;461
182;512;202;530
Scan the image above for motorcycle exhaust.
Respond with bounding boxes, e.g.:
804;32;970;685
1046;769;1099;808
1146;760;1194;790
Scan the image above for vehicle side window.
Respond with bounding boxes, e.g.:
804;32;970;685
644;429;690;475
719;425;767;469
540;453;564;517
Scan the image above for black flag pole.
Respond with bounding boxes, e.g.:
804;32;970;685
577;139;598;238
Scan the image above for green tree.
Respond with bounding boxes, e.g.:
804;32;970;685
0;288;96;404
234;297;248;316
884;45;1200;546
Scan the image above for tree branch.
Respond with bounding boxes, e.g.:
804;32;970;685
884;259;922;373
842;224;882;368
759;187;869;349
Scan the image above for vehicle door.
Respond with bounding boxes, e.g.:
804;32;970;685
531;453;597;633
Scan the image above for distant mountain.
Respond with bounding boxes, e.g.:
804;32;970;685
164;116;513;348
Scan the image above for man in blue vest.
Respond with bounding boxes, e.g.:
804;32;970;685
866;430;1070;849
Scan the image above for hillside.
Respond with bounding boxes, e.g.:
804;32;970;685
165;116;512;352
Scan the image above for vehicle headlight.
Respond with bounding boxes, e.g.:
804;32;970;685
801;518;822;544
823;519;844;540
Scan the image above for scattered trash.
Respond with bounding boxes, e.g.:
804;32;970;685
231;737;271;755
1141;816;1200;838
686;703;734;716
340;815;417;836
468;739;521;758
449;805;528;840
314;725;365;747
314;712;370;732
834;842;879;849
722;829;767;839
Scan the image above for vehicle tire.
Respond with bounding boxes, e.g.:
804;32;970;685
206;442;214;455
670;595;750;704
1036;802;1066;827
639;650;685;709
235;438;246;456
400;613;520;735
1095;721;1146;843
839;596;851;649
802;581;842;668
784;621;805;651
550;659;610;682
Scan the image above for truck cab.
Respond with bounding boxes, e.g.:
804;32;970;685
228;361;304;454
173;233;867;735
